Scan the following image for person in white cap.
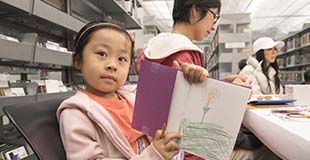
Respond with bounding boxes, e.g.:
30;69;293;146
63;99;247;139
233;37;283;160
239;37;285;94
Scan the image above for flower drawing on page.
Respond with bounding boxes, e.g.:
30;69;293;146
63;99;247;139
201;88;220;123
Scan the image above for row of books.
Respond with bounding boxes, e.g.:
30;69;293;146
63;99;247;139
207;55;219;71
0;80;67;97
278;53;310;68
209;31;219;54
0;34;19;43
206;38;219;78
0;33;71;54
0;88;26;97
279;71;304;83
209;70;220;79
285;31;310;51
37;41;72;54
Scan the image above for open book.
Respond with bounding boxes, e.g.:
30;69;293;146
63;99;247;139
132;60;251;160
248;94;296;105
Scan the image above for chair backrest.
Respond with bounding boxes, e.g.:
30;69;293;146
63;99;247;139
3;98;67;160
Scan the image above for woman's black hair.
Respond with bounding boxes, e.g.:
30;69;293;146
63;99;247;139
172;0;221;25
238;59;247;71
255;49;281;94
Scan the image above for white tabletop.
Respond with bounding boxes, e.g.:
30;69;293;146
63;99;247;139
243;108;310;160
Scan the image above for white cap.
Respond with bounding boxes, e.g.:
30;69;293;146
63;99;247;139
252;37;284;54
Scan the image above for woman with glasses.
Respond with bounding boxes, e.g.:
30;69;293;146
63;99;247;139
135;0;220;73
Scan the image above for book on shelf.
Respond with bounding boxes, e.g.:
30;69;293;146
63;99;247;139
302;53;310;64
132;60;251;159
0;144;28;160
0;88;26;97
45;80;60;93
280;71;304;83
294;36;301;49
58;81;68;92
286;37;295;51
0;81;9;88
300;32;310;47
0;34;19;42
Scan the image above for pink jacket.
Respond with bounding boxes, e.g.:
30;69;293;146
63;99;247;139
57;86;167;160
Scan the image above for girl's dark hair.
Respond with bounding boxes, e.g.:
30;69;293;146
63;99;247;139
172;0;221;25
255;50;281;94
72;20;135;88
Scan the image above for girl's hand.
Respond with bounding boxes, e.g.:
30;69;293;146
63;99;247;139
153;126;181;160
172;61;209;84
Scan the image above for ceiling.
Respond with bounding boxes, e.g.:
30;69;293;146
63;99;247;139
142;0;310;40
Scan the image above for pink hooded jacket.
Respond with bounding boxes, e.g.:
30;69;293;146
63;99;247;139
57;85;170;160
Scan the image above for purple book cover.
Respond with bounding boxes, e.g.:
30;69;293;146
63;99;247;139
132;60;177;137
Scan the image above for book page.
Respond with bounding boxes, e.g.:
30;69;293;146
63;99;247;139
169;74;251;160
8;88;26;96
45;80;60;93
166;72;190;132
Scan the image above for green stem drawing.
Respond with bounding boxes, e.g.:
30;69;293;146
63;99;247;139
201;99;210;123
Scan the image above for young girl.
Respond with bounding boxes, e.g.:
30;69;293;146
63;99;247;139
57;21;208;160
240;37;284;94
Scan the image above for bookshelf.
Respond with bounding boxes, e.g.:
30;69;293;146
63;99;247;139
277;24;310;84
206;13;252;79
0;0;143;89
207;30;219;78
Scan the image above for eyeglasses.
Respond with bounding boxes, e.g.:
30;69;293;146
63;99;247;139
208;10;220;24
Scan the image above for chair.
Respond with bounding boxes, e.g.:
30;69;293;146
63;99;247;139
3;98;67;160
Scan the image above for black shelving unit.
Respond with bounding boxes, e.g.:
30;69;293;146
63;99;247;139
278;25;310;84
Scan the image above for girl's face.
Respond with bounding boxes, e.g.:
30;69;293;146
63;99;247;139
77;28;132;99
192;8;219;41
264;47;277;64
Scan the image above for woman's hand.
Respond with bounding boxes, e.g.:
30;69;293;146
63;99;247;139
172;61;209;84
223;75;252;88
153;125;181;160
223;74;247;83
